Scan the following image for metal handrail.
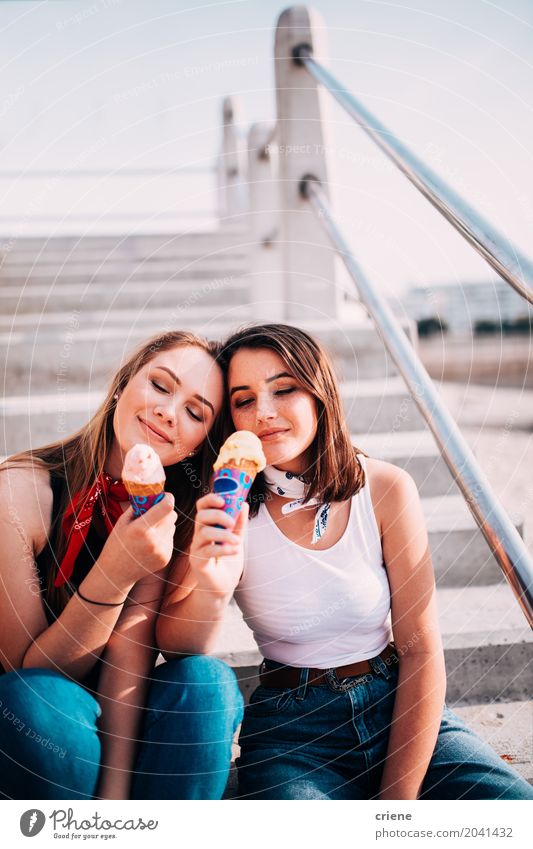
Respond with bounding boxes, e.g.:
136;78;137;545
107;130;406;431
301;175;533;628
294;44;533;307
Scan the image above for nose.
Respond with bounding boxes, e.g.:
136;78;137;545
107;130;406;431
255;391;276;423
154;401;176;428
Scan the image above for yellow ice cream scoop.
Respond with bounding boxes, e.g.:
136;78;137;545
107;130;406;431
213;430;266;474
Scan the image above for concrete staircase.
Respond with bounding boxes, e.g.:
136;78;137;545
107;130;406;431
1;231;531;789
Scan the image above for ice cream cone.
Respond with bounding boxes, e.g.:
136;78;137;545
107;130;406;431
212;431;266;521
122;443;166;517
218;459;258;480
123;480;165;517
123;480;165;498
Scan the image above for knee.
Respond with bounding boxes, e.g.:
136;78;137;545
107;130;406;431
152;656;244;717
156;655;238;686
0;668;100;734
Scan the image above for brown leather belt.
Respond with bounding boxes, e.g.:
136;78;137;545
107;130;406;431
259;643;398;689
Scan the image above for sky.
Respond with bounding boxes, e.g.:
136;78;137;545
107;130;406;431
0;0;532;294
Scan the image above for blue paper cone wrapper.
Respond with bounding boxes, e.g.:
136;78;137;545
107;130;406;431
212;465;255;521
129;490;165;518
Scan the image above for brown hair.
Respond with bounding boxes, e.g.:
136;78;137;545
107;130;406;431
219;323;366;517
1;330;225;619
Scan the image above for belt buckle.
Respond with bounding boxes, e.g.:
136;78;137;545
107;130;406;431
325;667;367;693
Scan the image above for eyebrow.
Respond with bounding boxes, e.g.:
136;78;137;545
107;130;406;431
229;371;293;397
155;366;215;415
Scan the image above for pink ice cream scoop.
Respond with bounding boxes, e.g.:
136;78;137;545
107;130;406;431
122;443;166;517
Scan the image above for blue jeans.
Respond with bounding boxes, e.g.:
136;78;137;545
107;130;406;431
0;656;243;800
236;652;533;800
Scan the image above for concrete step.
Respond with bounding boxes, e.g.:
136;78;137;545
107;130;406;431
215;583;532;705
0;320;411;391
0;256;250;287
0;277;248;314
293;318;416;382
0;248;252;272
357;429;455;498
0;309;251;393
436;585;532;700
0;229;250;263
422;494;523;585
449;701;532;786
342;377;426;433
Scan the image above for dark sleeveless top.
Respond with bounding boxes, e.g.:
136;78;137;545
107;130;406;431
29;472;109;694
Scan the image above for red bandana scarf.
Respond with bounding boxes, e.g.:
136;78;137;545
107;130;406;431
54;472;129;587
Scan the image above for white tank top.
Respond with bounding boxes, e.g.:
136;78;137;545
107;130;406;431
234;455;393;667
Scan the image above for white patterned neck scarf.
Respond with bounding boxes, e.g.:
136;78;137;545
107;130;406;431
263;465;330;545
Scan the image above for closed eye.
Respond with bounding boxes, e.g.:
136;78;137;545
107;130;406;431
234;398;253;408
275;387;295;396
186;408;203;422
151;379;169;394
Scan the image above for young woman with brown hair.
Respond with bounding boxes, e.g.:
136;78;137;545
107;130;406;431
157;322;533;800
0;330;243;800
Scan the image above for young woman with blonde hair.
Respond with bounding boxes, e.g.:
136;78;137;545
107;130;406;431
0;330;243;800
157;322;533;800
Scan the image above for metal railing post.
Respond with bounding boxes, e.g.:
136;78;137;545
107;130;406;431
274;6;340;320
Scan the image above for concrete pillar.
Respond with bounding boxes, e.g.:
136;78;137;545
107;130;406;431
274;5;339;320
219;96;248;227
247;122;284;320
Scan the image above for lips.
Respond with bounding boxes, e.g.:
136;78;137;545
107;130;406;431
138;417;172;444
258;428;289;441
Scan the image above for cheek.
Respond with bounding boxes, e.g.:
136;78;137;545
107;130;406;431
230;405;249;427
120;382;148;417
290;397;318;439
114;391;134;433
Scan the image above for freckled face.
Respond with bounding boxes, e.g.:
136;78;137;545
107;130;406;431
111;345;223;470
228;348;318;475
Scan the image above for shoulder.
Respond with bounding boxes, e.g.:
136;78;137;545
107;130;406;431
0;463;54;553
362;457;420;528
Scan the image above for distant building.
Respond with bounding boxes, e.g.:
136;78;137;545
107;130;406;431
400;280;531;333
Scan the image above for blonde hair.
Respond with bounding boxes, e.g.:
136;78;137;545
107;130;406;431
1;330;224;618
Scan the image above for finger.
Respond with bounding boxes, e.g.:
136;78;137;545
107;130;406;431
141;493;175;526
193;543;241;561
116;505;136;525
198;526;240;546
161;518;178;536
232;502;249;536
195;508;235;529
196;493;225;511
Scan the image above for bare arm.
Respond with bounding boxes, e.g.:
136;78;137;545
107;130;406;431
95;572;167;800
157;557;232;658
368;460;446;801
0;467;177;684
156;494;247;658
